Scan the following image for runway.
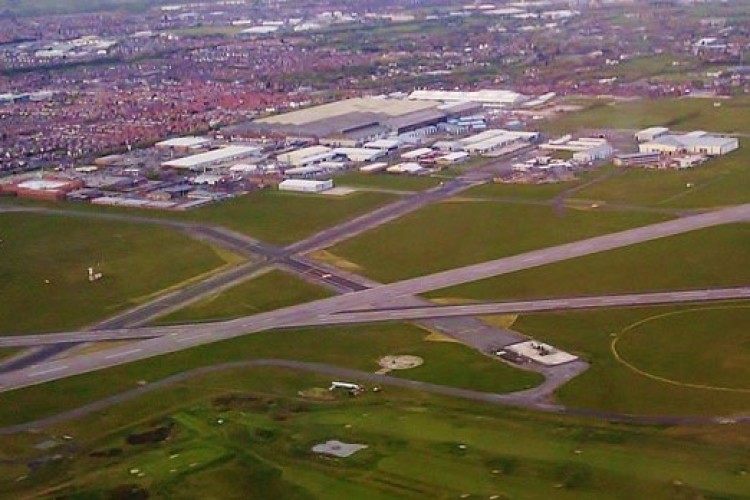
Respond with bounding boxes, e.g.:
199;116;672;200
0;203;748;393
1;286;748;348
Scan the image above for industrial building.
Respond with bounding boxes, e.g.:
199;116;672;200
277;146;335;167
234;97;450;146
155;136;211;151
635;127;670;143
162;145;260;171
278;178;333;193
0;176;83;201
408;89;530;107
638;131;738;156
333;147;386;163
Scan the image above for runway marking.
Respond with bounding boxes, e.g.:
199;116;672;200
176;334;207;344
27;366;68;377
105;348;142;360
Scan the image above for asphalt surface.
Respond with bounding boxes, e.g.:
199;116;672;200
0;204;748;393
2;287;749;348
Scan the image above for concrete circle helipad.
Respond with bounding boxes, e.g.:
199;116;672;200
378;355;424;371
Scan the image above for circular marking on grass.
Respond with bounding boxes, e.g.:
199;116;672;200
378;355;424;371
610;305;750;394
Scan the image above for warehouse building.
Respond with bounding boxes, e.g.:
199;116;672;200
635;127;670;143
277;146;335;167
162;145;260;171
408;89;530;107
639;132;738;156
333;147;386;163
155;136;211;151
278;179;333;193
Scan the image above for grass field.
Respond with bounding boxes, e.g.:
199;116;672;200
426;224;750;302
1;368;749;499
570;142;750;208
0;189;397;246
541;96;750;135
154;270;334;325
465;167;617;202
334;172;442;192
513;303;750;415
326;200;669;282
614;306;750;390
0;213;230;335
0;323;542;427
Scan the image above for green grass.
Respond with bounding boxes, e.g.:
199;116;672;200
465;167;617;202
0;323;542;427
1;189;397;246
513;303;750;415
326;200;670;282
542;96;750;135
154;270;334;325
426;224;750;302
615;306;750;390
334;172;442;191
572;143;750;208
0;213;229;334
2;367;749;499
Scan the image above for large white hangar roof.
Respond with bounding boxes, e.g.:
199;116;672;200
162;145;259;169
258;97;439;126
408;89;529;106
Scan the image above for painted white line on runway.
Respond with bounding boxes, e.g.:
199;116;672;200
27;365;68;377
176;334;207;344
105;348;142;360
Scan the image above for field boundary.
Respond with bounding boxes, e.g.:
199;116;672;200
610;304;750;393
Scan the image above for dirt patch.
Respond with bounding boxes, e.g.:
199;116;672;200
298;387;336;401
212;393;274;412
377;355;424;374
126;424;174;445
89;448;123;458
479;314;519;329
308;249;363;272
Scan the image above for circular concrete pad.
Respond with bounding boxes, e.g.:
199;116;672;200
378;355;424;370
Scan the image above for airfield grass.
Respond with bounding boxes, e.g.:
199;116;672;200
614;306;750;390
154;270;334;325
171;189;397;245
334;172;442;192
542;95;750;135
571;143;750;208
513;303;750;415
426;224;750;302
0;213;229;335
0;189;397;246
2;369;750;499
0;323;542;427
327;200;669;283
465;166;617;202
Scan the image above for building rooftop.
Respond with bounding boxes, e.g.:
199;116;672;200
163;145;260;168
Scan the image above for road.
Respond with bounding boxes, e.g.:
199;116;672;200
2;286;749;348
0;203;748;393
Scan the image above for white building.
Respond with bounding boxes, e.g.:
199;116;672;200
162;146;260;171
155;136;211;150
359;162;389;174
387;163;424;174
401;147;434;160
333;147;386;163
278;179;333;193
409;89;529;107
639;133;738;156
635;127;670;143
277;146;335;167
573;143;613;163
